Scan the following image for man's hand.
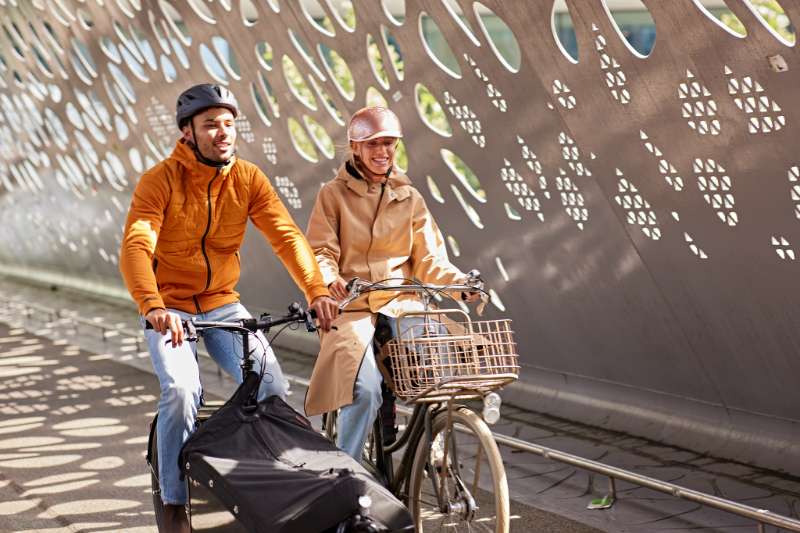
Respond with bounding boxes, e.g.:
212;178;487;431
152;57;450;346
310;295;338;331
327;277;349;301
145;308;185;347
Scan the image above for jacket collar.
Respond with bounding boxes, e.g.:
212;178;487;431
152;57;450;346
336;159;411;201
170;139;236;180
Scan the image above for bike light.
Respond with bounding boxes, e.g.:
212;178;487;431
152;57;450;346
482;392;502;425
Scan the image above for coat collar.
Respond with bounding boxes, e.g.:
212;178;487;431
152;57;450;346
336;159;412;201
170;139;236;180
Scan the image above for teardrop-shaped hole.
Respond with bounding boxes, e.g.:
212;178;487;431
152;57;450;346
415;83;452;137
212;36;241;80
447;235;460;257
473;2;521;72
603;0;656;57
552;1;579;62
288;116;319;162
441;148;486;203
318;44;356;101
419;12;462;78
160;54;176;82
241;0;259;26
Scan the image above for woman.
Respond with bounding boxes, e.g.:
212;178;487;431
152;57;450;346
304;106;477;460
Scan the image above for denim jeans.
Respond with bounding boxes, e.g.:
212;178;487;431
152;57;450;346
144;302;288;505
337;314;438;461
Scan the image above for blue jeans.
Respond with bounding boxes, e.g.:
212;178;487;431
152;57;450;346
337;315;438;460
144;302;288;505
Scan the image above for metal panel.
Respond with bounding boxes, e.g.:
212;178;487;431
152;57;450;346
0;0;798;472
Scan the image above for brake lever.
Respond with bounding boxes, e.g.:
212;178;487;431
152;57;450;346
304;309;318;332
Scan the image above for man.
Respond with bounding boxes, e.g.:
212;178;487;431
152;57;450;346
120;83;337;532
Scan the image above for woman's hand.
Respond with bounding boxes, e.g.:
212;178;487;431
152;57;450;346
328;277;349;301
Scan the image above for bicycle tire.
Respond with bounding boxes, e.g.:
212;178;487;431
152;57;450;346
147;415;166;532
407;407;509;533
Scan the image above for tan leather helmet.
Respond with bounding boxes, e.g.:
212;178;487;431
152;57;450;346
347;106;403;142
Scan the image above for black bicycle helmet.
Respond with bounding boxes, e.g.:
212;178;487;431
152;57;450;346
176;83;239;129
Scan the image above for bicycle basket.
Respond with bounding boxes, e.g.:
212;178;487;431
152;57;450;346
382;317;519;402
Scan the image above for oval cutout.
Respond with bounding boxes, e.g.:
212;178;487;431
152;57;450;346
395;140;408;173
415;83;451;137
212;36;241;80
308;75;343;125
692;0;746;37
282;55;317;111
426;175;445;203
442;0;480;46
603;0;656;57
367;33;390;89
303;115;335;159
441;149;486;203
450;184;484;229
159;0;192;46
366;86;388;107
288;116;319;162
474;2;521;72
187;0;216;24
255;41;273;70
419;12;461;78
318;44;355;101
381;25;404;81
327;0;356;31
200;43;227;83
552;1;579;62
160;54;176;82
382;0;405;25
301;0;336;36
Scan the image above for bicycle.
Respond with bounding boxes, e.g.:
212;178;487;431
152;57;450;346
323;275;520;533
145;302;412;532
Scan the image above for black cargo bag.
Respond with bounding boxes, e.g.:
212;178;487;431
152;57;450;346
179;374;413;533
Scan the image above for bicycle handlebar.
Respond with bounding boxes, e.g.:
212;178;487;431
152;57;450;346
339;270;489;312
144;302;317;338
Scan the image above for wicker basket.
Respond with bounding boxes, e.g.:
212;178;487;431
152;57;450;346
382;315;519;402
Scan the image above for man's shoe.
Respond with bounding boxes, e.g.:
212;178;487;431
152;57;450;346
163;503;190;533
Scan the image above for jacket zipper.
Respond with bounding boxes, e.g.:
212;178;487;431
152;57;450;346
194;168;220;314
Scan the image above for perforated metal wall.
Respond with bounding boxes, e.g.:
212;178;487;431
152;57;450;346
0;0;798;472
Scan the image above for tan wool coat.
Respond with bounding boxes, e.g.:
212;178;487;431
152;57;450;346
304;161;467;416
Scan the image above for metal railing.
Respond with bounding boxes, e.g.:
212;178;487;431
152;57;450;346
1;295;798;532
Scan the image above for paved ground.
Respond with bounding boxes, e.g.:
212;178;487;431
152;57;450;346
0;276;798;532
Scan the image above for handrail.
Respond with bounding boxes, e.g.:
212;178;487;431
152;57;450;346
1;296;798;532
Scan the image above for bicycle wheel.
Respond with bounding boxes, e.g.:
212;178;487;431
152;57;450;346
408;407;509;533
147;415;166;532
